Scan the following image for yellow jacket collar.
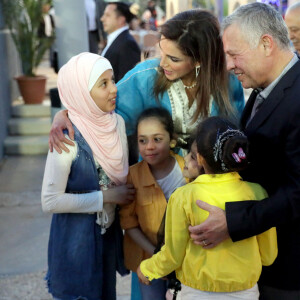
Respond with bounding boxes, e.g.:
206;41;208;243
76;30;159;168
193;172;242;184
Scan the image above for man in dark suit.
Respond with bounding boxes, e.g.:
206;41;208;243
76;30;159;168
101;2;141;82
188;3;300;299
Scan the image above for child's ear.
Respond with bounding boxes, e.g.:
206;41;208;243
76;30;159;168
196;153;204;166
170;139;177;149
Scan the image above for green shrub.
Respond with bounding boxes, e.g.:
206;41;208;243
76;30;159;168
0;0;54;76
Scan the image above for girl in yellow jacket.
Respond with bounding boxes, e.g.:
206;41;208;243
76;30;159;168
137;116;277;300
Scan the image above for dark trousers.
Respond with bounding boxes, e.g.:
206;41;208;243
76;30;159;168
259;284;300;300
88;30;99;54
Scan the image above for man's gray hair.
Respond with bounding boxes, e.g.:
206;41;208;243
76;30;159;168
222;2;290;50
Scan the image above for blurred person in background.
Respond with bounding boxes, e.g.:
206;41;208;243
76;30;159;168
142;1;164;31
285;2;300;54
101;1;141;82
85;0;106;54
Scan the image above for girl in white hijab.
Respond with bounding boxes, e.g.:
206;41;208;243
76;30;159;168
42;52;134;300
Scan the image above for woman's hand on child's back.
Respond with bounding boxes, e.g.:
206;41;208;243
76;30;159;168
49;110;75;153
103;184;135;205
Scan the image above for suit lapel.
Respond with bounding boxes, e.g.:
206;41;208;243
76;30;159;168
246;87;284;132
104;30;127;58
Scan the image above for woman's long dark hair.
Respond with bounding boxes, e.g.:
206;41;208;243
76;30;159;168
153;9;234;122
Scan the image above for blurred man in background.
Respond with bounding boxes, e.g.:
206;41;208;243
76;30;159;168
101;2;141;82
285;2;300;54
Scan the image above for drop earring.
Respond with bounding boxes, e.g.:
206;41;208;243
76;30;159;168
195;65;201;78
170;140;177;149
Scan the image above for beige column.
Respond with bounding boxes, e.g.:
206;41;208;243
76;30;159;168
166;0;193;19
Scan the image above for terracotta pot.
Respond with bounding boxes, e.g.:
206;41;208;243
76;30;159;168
15;75;47;104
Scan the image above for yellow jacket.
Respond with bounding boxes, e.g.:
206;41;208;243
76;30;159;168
119;152;187;271
140;172;277;292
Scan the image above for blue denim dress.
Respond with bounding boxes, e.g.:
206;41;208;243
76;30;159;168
46;126;128;300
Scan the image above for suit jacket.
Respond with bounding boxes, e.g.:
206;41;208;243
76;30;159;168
104;29;141;83
226;59;300;290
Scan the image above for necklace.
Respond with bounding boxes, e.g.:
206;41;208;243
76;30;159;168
183;82;196;89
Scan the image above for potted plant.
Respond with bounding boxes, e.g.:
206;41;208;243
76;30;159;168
0;0;55;104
